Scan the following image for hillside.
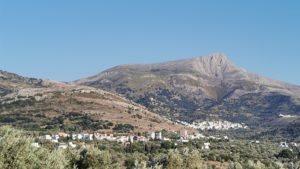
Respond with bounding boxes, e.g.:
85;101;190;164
0;70;191;133
75;53;300;127
0;70;44;96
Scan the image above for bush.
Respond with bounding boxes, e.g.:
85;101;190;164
277;149;294;159
75;146;120;169
161;141;174;150
0;126;67;169
125;158;135;169
113;124;134;133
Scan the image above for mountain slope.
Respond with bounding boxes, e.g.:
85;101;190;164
0;70;44;96
0;70;190;133
75;53;300;126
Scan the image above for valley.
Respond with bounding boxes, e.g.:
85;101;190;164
1;53;300;168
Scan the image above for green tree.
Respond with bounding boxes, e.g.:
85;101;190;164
164;150;183;169
0;126;67;169
76;146;119;169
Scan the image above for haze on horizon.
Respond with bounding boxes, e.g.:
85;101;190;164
0;1;300;85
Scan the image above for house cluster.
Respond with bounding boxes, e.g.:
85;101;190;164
39;131;151;145
177;120;247;130
40;132;70;143
178;130;229;150
72;132;93;140
37;130;225;151
37;132;77;150
94;133;149;143
250;140;260;144
57;142;77;149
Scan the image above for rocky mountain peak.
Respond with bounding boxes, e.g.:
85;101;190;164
199;52;228;63
191;53;239;78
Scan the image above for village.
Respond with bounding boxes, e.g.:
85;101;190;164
35;129;300;152
35;129;223;150
176;120;248;130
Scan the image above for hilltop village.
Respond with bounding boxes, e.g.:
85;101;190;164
176;120;248;130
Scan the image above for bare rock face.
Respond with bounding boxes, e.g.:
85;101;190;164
75;53;300;126
192;53;241;77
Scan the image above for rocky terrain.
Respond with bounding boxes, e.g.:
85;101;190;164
75;53;300;127
0;71;191;133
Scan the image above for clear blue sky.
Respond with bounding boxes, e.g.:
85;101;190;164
1;1;300;85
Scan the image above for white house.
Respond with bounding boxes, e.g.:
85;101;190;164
187;133;205;140
72;134;83;140
31;142;40;148
279;142;289;148
106;134;116;141
57;143;68;150
86;134;93;141
68;142;77;148
81;132;89;139
95;133;114;141
94;133;107;140
41;135;52;140
177;138;189;143
191;133;205;139
202;143;210;150
129;135;134;143
162;137;170;142
150;132;155;140
116;136;129;143
156;132;162;140
51;139;58;143
77;134;83;140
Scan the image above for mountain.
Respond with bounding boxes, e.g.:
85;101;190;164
0;70;191;133
75;53;300;127
0;70;44;96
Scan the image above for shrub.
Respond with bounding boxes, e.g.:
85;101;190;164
0;126;67;169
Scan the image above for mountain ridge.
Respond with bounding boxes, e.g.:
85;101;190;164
75;53;300;126
75;53;300;90
75;53;300;100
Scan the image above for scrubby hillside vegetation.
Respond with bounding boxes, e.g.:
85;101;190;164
0;70;190;133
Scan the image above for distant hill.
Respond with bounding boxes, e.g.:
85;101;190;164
0;70;44;96
0;70;190;133
75;53;300;127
